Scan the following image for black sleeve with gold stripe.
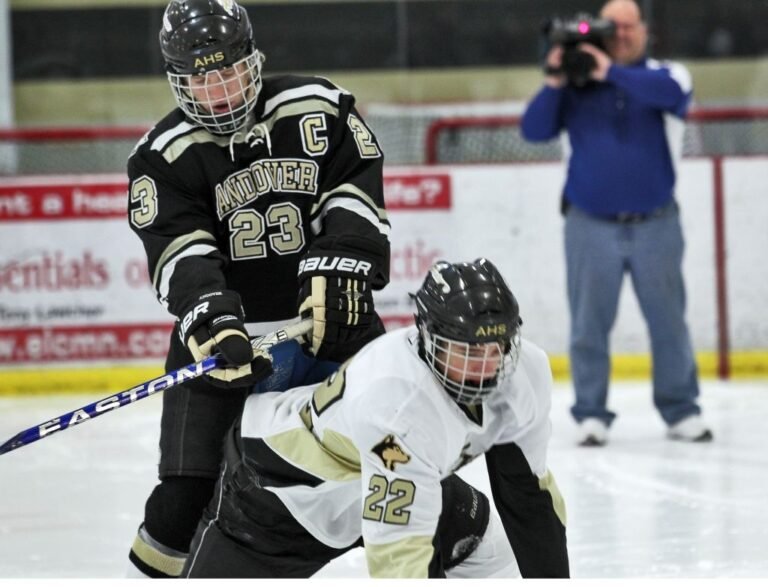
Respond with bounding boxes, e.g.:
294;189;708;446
296;83;390;360
127;123;230;317
308;88;390;291
485;442;570;578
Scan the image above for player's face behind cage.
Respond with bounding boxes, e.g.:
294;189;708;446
414;258;523;405
422;329;520;405
168;51;263;135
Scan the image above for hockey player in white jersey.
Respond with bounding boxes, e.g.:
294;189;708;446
183;258;569;578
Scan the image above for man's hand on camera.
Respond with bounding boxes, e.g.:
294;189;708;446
578;43;612;81
544;46;566;88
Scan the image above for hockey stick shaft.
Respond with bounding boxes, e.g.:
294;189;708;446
0;319;312;456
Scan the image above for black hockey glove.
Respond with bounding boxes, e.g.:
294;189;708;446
178;290;273;388
297;251;375;360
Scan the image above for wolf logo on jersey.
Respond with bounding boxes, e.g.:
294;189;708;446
372;434;411;471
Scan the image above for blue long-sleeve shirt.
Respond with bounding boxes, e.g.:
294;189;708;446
521;57;692;216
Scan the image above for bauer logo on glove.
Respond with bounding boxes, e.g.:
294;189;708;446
298;252;375;360
297;255;373;277
178;289;273;388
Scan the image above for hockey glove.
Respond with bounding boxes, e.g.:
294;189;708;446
178;290;273;388
298;252;375;360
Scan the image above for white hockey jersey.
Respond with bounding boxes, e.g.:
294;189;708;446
238;325;557;577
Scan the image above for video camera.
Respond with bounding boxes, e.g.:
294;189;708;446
543;13;616;87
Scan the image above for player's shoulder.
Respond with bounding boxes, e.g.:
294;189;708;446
509;337;554;403
518;337;551;372
262;74;350;96
346;327;438;409
346;328;455;450
128;109;201;165
260;74;353;114
348;327;420;383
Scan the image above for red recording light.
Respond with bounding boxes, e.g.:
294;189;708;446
578;21;590;34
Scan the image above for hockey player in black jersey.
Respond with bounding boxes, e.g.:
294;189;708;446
125;0;391;577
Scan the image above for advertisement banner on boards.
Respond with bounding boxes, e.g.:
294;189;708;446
0;172;452;365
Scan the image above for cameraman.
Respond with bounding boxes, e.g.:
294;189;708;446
521;0;712;446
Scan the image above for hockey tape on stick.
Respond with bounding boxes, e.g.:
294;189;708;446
0;319;312;456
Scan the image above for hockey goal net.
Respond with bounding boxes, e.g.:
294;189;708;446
421;105;768;164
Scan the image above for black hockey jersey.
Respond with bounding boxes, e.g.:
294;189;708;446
127;75;390;331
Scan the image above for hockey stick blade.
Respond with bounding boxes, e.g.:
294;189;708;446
0;319;312;456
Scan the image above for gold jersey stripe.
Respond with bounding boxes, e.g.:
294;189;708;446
365;534;434;578
321;428;361;468
310;182;388;221
159;99;340;163
152;229;217;290
130;534;186;577
265;427;360;482
538;469;567;527
262;99;340;132
161;129;232;164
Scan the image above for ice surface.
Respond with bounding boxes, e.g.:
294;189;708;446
0;380;766;578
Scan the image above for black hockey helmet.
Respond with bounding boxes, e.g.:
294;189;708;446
415;258;522;345
413;258;523;405
159;0;264;134
160;0;255;75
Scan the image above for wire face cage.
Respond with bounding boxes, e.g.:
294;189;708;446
422;328;521;405
166;51;264;135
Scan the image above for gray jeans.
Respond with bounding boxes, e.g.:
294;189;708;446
565;201;701;426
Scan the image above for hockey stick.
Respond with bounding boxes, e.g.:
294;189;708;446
0;318;312;456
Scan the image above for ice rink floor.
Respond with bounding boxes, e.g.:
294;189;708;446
1;379;767;579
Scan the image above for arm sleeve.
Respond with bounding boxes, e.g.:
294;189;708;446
127;152;228;317
607;61;693;117
307;95;390;289
520;86;566;142
487;341;569;577
485;442;569;578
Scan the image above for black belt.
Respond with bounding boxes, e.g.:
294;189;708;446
599;201;676;224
